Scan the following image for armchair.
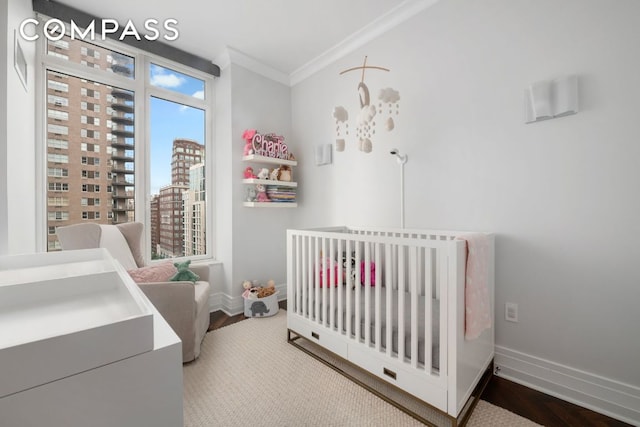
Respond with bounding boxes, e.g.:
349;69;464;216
56;222;210;363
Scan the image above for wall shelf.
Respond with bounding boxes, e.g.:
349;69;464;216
243;153;298;208
243;202;298;208
242;154;297;166
242;178;297;187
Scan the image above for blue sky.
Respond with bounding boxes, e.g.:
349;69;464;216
149;64;205;195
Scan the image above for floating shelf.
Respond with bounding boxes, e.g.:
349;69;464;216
243;202;298;208
243;154;297;166
242;178;297;187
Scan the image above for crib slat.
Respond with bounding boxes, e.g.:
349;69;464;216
385;244;393;358
337;239;343;334
374;243;382;352
424;247;433;372
438;247;448;377
314;237;320;323
355;243;361;342
364;243;371;346
398;246;405;362
295;235;301;315
329;238;335;330
304;236;315;319
322;237;328;328
410;246;418;368
346;239;352;338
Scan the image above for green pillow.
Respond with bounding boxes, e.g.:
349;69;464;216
170;260;200;283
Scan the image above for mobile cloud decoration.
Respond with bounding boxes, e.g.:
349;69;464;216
333;56;401;154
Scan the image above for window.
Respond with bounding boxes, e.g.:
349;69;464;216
48;153;69;163
47;139;68;149
48;109;69;121
48;240;62;251
48;124;68;135
48;182;69;191
48;94;69;107
48;168;68;177
40;33;213;261
48;79;69;92
48;197;69;206
48;211;69;221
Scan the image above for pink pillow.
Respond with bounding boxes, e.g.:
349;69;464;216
127;261;177;283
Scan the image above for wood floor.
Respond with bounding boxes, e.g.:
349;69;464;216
208;303;631;427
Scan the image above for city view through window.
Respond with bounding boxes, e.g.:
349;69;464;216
45;37;208;259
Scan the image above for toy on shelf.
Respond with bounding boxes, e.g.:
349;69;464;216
245;187;257;202
256;168;270;180
277;165;292;181
244;166;257;179
242;129;256;156
255;184;270;202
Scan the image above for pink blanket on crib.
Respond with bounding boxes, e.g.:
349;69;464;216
457;233;491;340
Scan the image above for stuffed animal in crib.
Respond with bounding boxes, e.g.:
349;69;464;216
257;168;270;180
255;184;270;202
318;258;339;287
341;252;376;287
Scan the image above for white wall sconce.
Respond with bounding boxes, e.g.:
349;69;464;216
525;75;578;123
315;144;332;166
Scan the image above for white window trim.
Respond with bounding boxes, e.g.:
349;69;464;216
35;25;215;262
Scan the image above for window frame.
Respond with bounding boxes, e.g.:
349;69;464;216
36;24;215;263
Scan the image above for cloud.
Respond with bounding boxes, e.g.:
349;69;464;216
151;72;185;88
333;106;348;122
178;91;205;112
150;65;186;88
378;87;400;103
357;105;376;124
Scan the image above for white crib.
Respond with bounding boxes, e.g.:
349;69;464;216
286;226;495;426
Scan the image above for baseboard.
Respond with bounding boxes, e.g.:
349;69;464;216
494;345;640;426
208;292;223;313
209;284;288;316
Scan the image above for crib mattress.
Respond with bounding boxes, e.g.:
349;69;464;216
307;288;440;369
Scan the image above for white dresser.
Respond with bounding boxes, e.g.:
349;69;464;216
0;248;183;427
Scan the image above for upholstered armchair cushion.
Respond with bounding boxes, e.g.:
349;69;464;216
127;261;177;283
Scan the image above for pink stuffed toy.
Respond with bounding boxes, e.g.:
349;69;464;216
244;166;257;179
318;258;339;287
255;184;270;202
242;129;256;156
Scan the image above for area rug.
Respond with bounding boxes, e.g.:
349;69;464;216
183;311;540;427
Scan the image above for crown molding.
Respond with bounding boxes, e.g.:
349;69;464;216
216;47;291;86
289;0;440;86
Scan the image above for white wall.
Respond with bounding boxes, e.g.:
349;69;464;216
292;0;640;407
0;0;9;255
1;0;36;255
215;60;293;311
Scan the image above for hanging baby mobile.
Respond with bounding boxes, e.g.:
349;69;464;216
333;56;401;154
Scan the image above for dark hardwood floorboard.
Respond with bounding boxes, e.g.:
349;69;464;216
208;303;631;427
482;376;631;427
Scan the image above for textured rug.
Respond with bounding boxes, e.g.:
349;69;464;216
183;311;541;427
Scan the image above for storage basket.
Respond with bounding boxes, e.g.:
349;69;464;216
243;291;279;318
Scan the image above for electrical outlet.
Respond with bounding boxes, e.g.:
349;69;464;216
505;302;518;322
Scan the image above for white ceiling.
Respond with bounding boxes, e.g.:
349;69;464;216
52;0;416;76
